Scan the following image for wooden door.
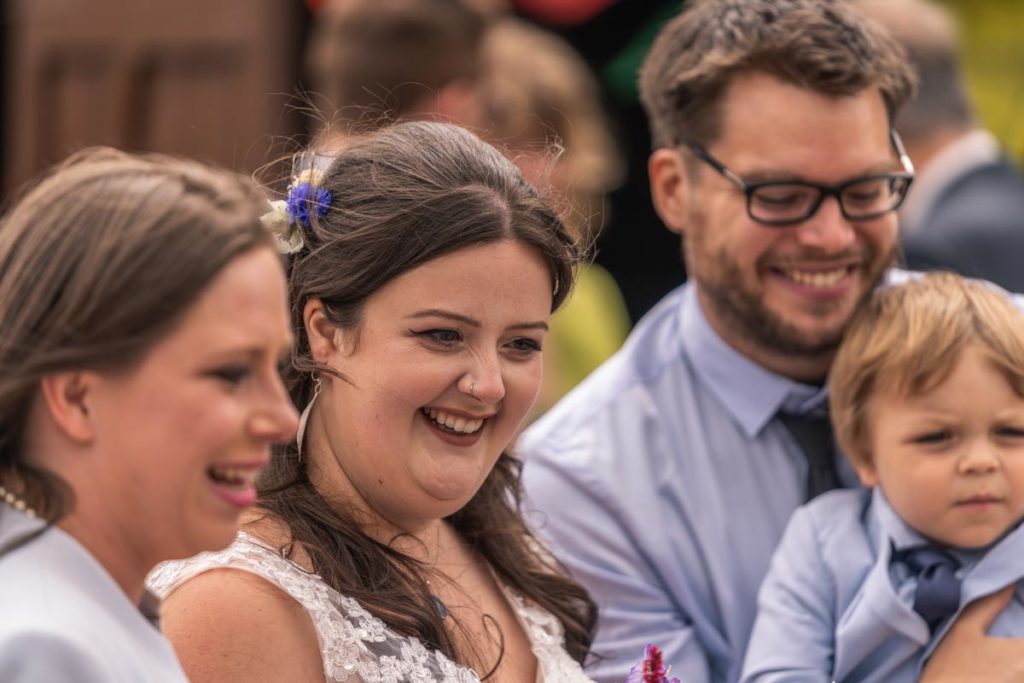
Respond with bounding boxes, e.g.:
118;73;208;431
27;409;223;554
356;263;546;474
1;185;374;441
4;0;304;194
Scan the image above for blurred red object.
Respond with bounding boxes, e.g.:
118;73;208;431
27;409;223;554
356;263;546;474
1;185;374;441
512;0;617;25
306;0;328;13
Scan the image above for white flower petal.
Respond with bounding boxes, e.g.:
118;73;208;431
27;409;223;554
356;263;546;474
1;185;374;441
260;200;304;254
291;169;325;188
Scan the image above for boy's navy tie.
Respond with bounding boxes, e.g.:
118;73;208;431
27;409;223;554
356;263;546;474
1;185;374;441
896;545;962;630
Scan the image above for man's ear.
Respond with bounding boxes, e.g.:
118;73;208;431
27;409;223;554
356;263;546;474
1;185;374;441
304;298;351;363
38;372;97;444
649;148;693;236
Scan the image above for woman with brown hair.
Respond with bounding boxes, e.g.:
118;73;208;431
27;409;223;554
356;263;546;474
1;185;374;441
0;148;299;681
150;121;597;682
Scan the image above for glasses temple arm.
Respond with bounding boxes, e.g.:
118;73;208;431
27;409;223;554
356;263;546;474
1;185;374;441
890;130;916;175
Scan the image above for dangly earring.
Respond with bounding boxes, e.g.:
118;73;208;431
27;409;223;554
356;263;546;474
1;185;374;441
296;373;322;459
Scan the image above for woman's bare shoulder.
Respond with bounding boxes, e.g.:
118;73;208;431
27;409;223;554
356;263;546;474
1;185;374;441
161;566;324;683
241;510;314;571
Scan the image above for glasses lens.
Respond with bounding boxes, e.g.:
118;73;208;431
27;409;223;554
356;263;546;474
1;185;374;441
840;175;907;219
749;184;820;223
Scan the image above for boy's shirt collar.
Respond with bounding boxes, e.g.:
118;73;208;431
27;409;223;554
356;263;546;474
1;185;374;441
874;487;994;571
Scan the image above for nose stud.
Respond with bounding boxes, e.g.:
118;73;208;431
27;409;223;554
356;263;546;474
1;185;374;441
469;382;477;399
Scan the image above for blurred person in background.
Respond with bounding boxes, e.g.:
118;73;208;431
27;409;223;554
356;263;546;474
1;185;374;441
305;0;488;142
0;148;298;681
502;0;689;323
480;17;630;417
307;0;684;324
856;0;1024;291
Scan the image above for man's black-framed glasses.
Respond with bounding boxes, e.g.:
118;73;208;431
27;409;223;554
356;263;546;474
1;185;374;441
685;130;915;226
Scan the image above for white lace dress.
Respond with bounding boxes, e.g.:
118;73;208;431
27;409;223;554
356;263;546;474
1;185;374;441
148;532;594;683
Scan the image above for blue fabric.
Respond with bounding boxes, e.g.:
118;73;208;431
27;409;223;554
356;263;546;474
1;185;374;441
897;546;962;628
518;282;858;683
740;488;1024;683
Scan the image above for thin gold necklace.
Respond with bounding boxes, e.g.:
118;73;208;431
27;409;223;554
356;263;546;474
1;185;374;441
423;523;450;619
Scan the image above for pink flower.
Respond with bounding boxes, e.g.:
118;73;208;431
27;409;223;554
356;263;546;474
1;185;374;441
624;644;681;683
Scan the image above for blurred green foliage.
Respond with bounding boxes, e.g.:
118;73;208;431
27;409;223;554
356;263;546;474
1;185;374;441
943;0;1024;161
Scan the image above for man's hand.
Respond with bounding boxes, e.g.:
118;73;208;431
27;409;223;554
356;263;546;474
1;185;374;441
922;586;1024;682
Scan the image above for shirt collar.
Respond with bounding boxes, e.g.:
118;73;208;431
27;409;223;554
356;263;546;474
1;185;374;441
679;285;828;437
873;487;988;568
873;487;928;550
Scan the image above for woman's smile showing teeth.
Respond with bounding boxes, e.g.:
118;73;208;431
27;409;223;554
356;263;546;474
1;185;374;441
207;465;260;488
422;407;486;435
206;463;265;509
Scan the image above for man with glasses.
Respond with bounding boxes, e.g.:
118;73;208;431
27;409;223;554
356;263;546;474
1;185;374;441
518;1;1024;681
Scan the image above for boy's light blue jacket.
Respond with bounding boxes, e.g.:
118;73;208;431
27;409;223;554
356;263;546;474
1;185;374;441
741;487;1024;682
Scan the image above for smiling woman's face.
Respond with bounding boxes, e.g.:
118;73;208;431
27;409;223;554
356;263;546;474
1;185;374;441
77;247;298;564
307;240;553;532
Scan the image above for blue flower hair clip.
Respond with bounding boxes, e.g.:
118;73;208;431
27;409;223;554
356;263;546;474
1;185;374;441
286;169;332;228
261;159;334;255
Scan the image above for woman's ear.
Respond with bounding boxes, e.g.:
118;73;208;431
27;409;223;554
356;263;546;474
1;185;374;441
649;148;693;236
304;298;350;363
38;372;97;444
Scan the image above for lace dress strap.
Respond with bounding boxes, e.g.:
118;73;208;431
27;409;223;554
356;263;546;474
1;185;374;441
500;588;593;682
147;533;482;683
148;532;331;615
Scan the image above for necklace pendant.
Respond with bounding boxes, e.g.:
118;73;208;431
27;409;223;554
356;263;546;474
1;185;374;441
430;594;449;620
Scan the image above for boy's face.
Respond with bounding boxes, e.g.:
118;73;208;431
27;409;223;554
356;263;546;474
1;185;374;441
858;345;1024;548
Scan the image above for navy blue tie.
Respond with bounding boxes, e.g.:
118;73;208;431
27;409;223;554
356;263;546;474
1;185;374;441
778;408;841;501
897;545;962;630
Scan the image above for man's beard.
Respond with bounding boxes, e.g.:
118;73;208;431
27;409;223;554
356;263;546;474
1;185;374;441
684;219;896;358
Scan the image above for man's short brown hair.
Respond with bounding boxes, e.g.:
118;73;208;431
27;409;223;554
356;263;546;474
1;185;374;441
639;0;916;148
829;273;1024;469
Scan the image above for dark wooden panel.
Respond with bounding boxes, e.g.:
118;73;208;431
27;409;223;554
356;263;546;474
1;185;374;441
39;45;120;161
4;0;303;194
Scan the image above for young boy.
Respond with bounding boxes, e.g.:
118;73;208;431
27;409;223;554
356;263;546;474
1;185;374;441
741;272;1024;683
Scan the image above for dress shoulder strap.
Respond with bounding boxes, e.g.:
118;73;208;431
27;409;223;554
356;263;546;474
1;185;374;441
148;533;326;610
147;533;484;683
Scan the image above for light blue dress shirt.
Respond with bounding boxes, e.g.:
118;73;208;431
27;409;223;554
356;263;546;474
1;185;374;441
0;506;189;682
518;282;858;683
741;488;1024;682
